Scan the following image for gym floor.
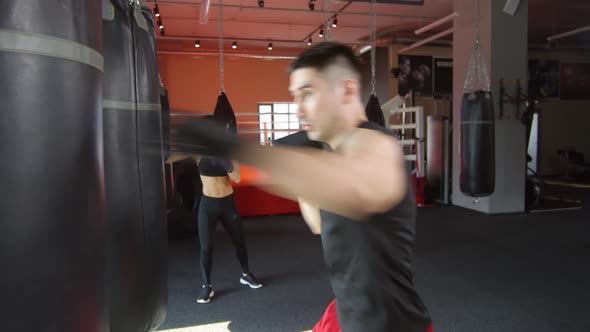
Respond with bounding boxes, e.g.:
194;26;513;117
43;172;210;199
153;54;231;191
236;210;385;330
158;187;590;332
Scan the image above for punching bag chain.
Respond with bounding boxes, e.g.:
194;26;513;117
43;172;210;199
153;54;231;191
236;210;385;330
370;0;377;95
464;0;490;93
324;0;332;41
218;0;225;92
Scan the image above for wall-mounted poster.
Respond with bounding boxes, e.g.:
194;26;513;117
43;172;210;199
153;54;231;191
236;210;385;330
559;63;590;100
395;55;433;97
528;59;559;98
434;58;452;98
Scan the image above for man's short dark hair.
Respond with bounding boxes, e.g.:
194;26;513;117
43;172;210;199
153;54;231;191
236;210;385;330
289;41;362;78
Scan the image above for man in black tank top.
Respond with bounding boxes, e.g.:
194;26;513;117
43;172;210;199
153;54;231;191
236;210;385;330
174;41;432;332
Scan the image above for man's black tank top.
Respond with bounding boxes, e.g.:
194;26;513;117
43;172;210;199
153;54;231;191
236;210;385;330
319;121;431;332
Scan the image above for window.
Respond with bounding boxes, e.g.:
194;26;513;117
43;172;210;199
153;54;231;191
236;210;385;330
258;103;299;144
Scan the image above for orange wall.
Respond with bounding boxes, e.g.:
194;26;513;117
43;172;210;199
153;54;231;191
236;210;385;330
157;54;294;121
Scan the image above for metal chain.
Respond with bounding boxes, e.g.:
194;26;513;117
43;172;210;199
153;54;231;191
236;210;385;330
475;0;480;41
218;0;225;92
463;0;490;93
477;0;490;92
370;0;377;95
324;0;332;41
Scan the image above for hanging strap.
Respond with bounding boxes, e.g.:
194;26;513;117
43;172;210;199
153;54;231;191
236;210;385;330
218;0;225;92
0;29;104;72
463;0;490;93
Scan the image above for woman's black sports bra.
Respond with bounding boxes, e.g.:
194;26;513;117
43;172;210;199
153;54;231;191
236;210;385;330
198;157;232;177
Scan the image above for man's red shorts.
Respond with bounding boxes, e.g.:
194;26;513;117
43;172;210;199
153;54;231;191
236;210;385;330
312;299;433;332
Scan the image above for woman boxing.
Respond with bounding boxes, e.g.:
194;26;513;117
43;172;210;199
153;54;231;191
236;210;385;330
168;115;262;304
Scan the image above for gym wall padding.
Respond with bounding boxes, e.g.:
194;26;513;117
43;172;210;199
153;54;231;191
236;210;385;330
102;1;167;331
0;1;107;332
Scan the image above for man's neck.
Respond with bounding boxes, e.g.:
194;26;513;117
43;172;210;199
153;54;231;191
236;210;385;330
325;114;367;150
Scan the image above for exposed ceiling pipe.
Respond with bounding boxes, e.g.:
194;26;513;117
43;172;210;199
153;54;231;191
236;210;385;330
395;37;452;45
157;50;298;60
528;43;590;51
356;38;400;54
144;0;439;20
547;25;590;41
414;12;458;35
397;27;454;54
199;0;210;24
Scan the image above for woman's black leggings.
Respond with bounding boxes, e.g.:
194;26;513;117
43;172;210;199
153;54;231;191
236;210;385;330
197;194;249;286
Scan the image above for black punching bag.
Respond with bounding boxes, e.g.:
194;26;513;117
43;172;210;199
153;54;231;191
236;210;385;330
102;1;167;331
213;92;238;133
460;90;495;197
160;87;171;161
0;1;107;332
365;94;385;127
137;5;168;330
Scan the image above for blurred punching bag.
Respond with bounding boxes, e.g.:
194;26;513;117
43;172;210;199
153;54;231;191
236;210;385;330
102;1;167;331
0;0;107;331
460;33;495;197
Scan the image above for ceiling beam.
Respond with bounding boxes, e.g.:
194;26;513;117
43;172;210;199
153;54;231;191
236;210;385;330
158;50;298;60
144;1;439;20
397;27;453;54
157;35;365;45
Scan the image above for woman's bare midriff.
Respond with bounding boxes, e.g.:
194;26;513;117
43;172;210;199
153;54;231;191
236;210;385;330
200;175;234;198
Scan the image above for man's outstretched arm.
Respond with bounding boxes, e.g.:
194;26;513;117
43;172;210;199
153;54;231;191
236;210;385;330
237;130;407;221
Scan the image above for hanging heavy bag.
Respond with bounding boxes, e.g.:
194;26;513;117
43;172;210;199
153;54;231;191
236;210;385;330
459;18;495;197
213;92;238;133
365;94;386;127
137;5;168;330
103;1;167;331
0;1;107;331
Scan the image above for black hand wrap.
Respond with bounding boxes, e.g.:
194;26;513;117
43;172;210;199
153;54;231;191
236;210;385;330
174;117;242;159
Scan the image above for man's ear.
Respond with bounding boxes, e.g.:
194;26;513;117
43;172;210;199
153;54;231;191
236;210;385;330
342;79;359;105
